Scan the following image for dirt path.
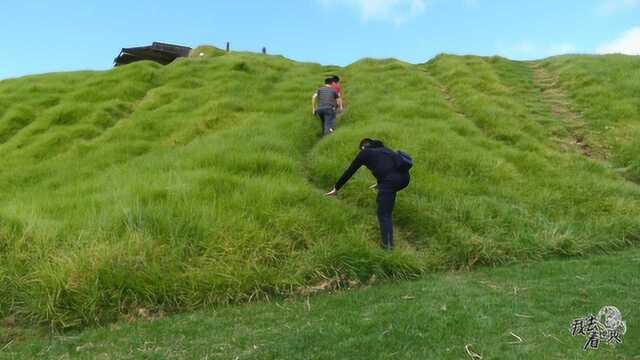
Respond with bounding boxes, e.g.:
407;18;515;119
529;63;594;158
437;83;466;117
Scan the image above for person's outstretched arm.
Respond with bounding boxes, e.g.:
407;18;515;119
326;151;366;196
337;97;344;111
312;93;317;114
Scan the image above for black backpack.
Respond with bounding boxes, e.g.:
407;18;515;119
380;148;413;172
394;150;413;172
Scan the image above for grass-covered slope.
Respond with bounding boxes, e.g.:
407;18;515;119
1;51;639;327
0;54;422;328
540;55;640;179
313;54;640;265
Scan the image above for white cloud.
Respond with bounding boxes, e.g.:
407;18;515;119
595;0;640;16
597;27;640;54
320;0;428;24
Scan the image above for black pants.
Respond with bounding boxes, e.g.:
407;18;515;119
376;172;410;250
315;107;336;135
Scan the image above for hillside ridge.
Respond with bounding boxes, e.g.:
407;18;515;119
1;52;640;327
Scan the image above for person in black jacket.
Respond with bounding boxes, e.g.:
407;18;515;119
325;138;410;249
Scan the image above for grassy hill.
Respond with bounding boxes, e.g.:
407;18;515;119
1;50;640;329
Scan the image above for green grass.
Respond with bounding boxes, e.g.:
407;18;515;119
3;249;638;359
1;50;640;329
540;55;640;180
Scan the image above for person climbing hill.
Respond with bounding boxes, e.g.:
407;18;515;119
329;75;343;99
329;75;345;109
312;77;343;136
325;138;412;250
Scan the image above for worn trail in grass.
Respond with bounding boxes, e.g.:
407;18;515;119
539;55;640;181
530;64;594;158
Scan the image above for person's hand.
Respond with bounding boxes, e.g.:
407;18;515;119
325;188;338;196
312;108;316;115
369;183;378;190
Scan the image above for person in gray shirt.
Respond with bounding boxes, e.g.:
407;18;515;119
312;78;343;136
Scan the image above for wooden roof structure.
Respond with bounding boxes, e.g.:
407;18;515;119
113;42;192;67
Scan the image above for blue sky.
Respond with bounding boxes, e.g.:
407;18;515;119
1;0;639;79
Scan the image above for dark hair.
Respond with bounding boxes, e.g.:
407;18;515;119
324;77;334;85
331;75;340;83
360;138;384;149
